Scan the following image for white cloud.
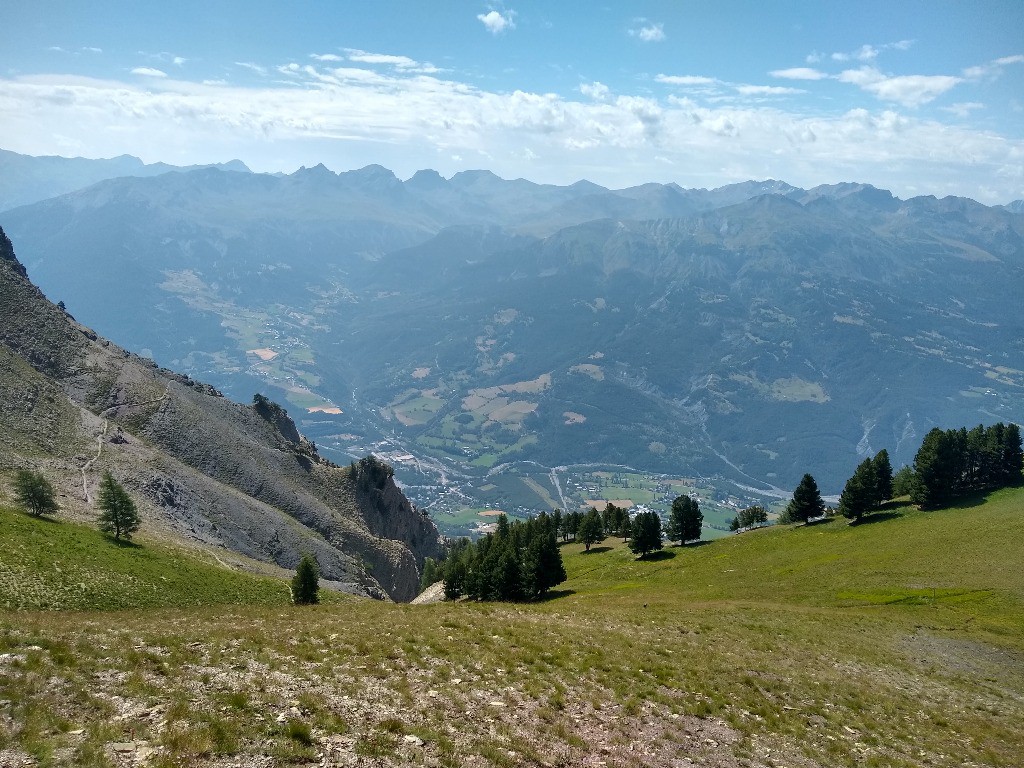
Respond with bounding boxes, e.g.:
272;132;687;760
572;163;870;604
310;53;344;62
735;85;805;96
2;60;1022;204
579;81;610;100
346;49;418;68
655;74;717;86
477;10;515;35
942;102;984;118
831;40;914;63
131;67;167;78
806;51;822;64
172;56;186;66
963;54;1024;80
83;47;103;54
770;67;827;81
235;61;267;76
629;20;665;42
838;67;961;108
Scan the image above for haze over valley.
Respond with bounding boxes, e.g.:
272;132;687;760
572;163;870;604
3;153;1022;536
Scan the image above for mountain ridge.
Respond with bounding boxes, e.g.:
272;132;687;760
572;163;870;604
1;159;1021;533
0;225;442;600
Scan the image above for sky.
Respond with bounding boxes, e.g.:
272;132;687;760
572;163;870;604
1;1;1022;203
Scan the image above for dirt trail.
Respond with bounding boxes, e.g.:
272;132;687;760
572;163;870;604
80;420;108;502
80;387;170;502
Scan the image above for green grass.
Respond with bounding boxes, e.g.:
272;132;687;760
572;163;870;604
0;506;299;610
2;488;1023;766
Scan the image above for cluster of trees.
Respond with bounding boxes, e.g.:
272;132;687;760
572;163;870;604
12;468;140;540
909;422;1022;508
442;512;566;601
838;449;893;521
552;503;629;548
728;505;769;531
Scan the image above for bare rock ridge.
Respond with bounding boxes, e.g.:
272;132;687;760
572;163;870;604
0;225;442;601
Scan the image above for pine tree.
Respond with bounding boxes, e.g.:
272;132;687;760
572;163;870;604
1002;423;1023;484
872;449;893;503
839;458;876;521
628;511;663;558
730;505;769;531
786;474;825;523
666;495;702;544
577;508;604;552
292;553;320;604
419;557;441;593
96;472;140;541
912;428;954;508
892;465;919;498
664;497;685;544
13;469;59;518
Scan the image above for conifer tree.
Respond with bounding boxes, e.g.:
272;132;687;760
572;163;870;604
96;472;140;541
872;449;893;503
13;469;59;518
577;508;604;552
839;458;876;521
291;553;320;604
666;495;702;544
786;474;825;523
628;511;663;558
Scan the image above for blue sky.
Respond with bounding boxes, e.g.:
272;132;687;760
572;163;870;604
1;1;1022;202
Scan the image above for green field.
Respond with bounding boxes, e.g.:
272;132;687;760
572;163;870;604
2;488;1023;766
0;507;305;611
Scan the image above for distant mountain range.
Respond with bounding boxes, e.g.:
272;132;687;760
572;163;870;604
0;148;250;213
1;150;1021;529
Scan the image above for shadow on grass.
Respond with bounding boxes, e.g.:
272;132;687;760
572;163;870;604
683;540;713;548
107;537;142;549
851;510;905;526
582;546;612;554
536;589;576;602
20;511;62;524
638;549;677;561
803;517;836;527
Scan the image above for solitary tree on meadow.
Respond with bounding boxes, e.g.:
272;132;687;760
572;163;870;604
97;472;140;541
292;553;320;605
13;469;59;518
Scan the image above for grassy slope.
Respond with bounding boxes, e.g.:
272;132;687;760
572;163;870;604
0;506;299;610
1;489;1022;767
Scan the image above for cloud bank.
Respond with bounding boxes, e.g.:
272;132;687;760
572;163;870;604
1;54;1021;203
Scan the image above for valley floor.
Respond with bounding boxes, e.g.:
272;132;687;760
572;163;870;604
3;489;1024;767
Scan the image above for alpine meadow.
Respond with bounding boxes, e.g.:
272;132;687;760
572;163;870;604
1;3;1023;767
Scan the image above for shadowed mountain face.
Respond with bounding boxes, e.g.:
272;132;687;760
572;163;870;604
0;226;442;601
1;161;1022;526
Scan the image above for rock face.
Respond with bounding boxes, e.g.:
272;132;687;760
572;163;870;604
0;225;442;600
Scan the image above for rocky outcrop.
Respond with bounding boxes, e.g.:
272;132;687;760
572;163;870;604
0;226;442;601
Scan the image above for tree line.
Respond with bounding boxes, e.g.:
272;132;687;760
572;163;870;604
441;512;567;601
906;422;1022;508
